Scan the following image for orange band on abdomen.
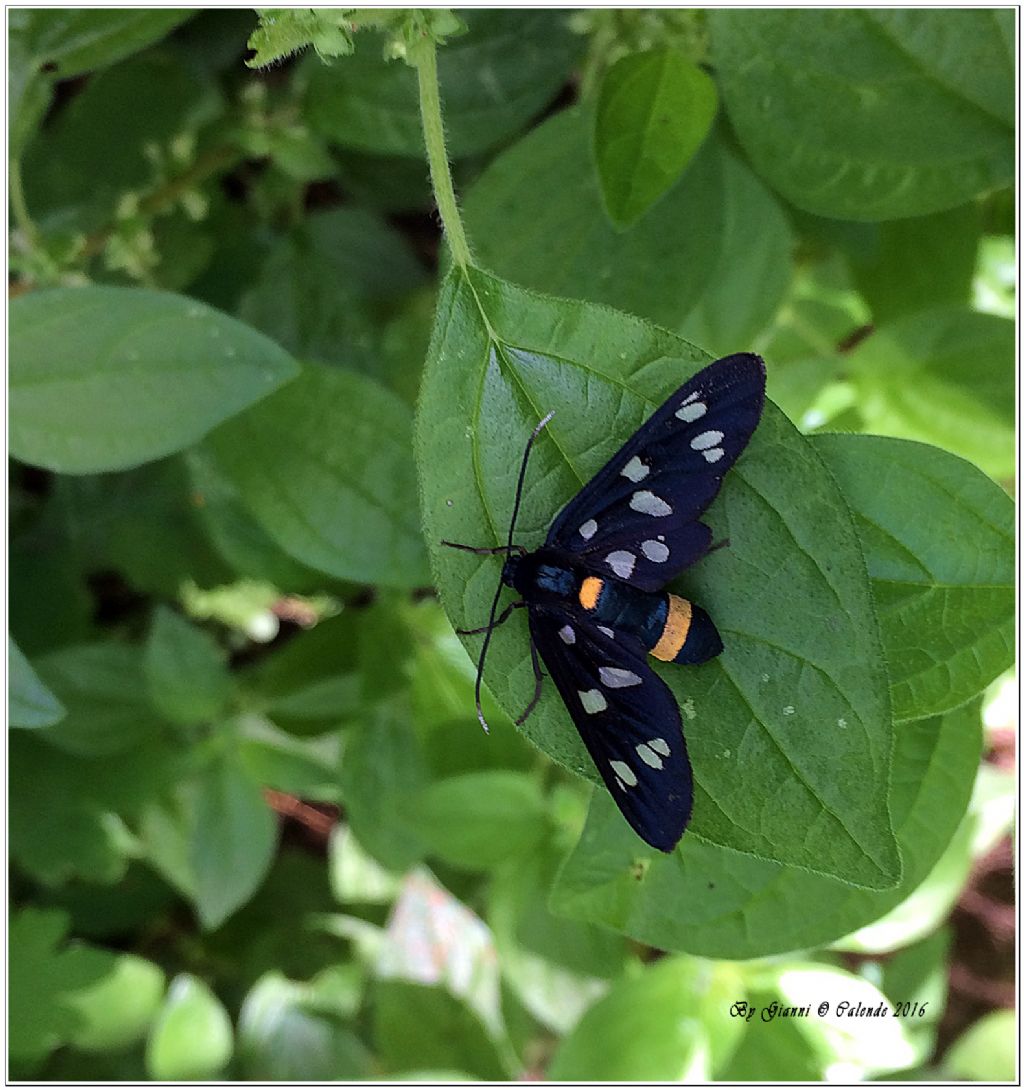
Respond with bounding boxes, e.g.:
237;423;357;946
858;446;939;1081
651;594;692;661
579;576;604;611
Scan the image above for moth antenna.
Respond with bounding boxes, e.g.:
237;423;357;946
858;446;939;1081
472;410;555;734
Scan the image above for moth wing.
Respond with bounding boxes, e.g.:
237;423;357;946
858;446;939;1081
529;606;692;852
547;353;765;590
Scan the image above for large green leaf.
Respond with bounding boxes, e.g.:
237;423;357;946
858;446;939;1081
144;607;232;727
10;288;298;474
845;307;1014;479
305;10;581;158
9;636;65;729
464;109;791;340
418;266;897;889
203;362;427;586
710;10;1013;220
145;974;233;1080
813;435;1014;721
550;699;981;958
594;49;718;228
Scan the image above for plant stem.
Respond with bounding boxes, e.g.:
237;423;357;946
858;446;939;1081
9;159;39;246
413;36;472;271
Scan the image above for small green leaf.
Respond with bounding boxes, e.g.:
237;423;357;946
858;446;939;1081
374;981;510;1080
203;362;427;586
9;908;111;1064
410;771;547;870
145;974;233;1080
943;1009;1017;1081
10;287;299;474
9;636;65;729
246;9;355;67
339;699;428;871
144;607;232;726
64;954;165;1053
710;10;1013;219
34;643;160;756
813;435;1014;721
190;753;278;929
595;49;718;228
305;10;581;159
845;307;1013;479
237;971;371;1080
419;266;897;889
548;957;742;1081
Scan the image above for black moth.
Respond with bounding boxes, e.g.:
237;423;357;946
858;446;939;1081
446;354;766;853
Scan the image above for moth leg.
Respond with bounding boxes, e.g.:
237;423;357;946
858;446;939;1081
515;637;545;726
441;540;527;557
456;599;527;636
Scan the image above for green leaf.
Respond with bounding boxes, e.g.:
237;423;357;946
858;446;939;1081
465;109;791;338
813;435;1014;721
410;771;547;870
551;699;981;958
9;908;117;1065
145;974;233;1080
34;643;160;756
203;362;427;586
943;1009;1017;1081
238;971;371;1080
874;927;950;1069
548;957;743;1081
246;9;356;66
845;204;981;325
144;606;232;726
595;49;718;228
329;824;402;904
305;10;581;159
238;717;341;801
418;266;897;889
339;699;429;871
64;954;165;1053
845;307;1014;479
190;753;278;929
710;10;1013;219
9;636;65;729
374;981;510;1080
10;287;299;475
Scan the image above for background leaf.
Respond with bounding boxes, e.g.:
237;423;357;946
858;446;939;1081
145;974;233;1080
813;435;1014;721
10;287;298;474
710;9;1013;219
203;363;428;586
594;49;718;228
144;606;232;727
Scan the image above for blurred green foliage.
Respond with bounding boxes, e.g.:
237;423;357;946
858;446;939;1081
9;7;1015;1082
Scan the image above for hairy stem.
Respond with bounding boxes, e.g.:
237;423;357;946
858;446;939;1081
412;35;472;270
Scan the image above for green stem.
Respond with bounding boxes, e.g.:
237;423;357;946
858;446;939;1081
9;158;39;246
413;36;472;271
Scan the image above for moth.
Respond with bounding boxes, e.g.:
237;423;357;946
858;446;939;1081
446;353;767;852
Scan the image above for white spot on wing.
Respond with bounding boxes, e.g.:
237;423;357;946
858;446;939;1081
597;625;615;639
579;689;607;714
675;400;707;422
599;667;642;688
649;737;670;756
610;760;638;787
579;518;598;540
606;551;636;578
621;455;649;482
703;447;725;463
691;430;724;451
636;743;663;769
681;390;701;404
641;539;669;563
629;490;672;516
558;625;575;645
